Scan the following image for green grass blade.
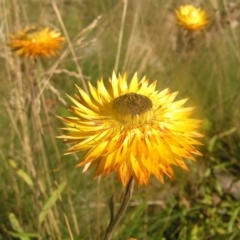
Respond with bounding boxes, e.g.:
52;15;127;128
39;181;67;224
8;231;38;238
8;159;34;188
8;213;31;240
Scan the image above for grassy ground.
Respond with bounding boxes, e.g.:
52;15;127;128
1;0;240;239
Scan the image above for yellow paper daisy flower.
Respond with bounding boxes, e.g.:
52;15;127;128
58;72;203;187
8;26;65;58
175;5;208;31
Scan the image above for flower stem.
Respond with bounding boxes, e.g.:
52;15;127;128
104;177;134;240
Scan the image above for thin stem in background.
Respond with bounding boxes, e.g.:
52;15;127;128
51;0;88;93
114;0;128;73
104;177;134;240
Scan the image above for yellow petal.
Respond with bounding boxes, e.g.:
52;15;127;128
129;72;139;92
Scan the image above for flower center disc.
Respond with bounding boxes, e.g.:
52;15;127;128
112;93;153;127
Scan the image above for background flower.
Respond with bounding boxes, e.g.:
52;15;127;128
175;5;208;30
8;26;65;58
58;72;203;187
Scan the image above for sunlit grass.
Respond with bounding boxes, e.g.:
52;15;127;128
0;0;240;239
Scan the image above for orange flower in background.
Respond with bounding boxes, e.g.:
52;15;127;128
175;5;208;31
8;26;65;58
58;72;203;187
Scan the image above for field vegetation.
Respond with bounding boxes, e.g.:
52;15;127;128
1;0;240;239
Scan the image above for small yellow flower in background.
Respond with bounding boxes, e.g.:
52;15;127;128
175;5;208;31
58;72;203;187
8;26;65;58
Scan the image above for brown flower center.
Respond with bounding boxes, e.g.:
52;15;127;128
112;93;153;127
